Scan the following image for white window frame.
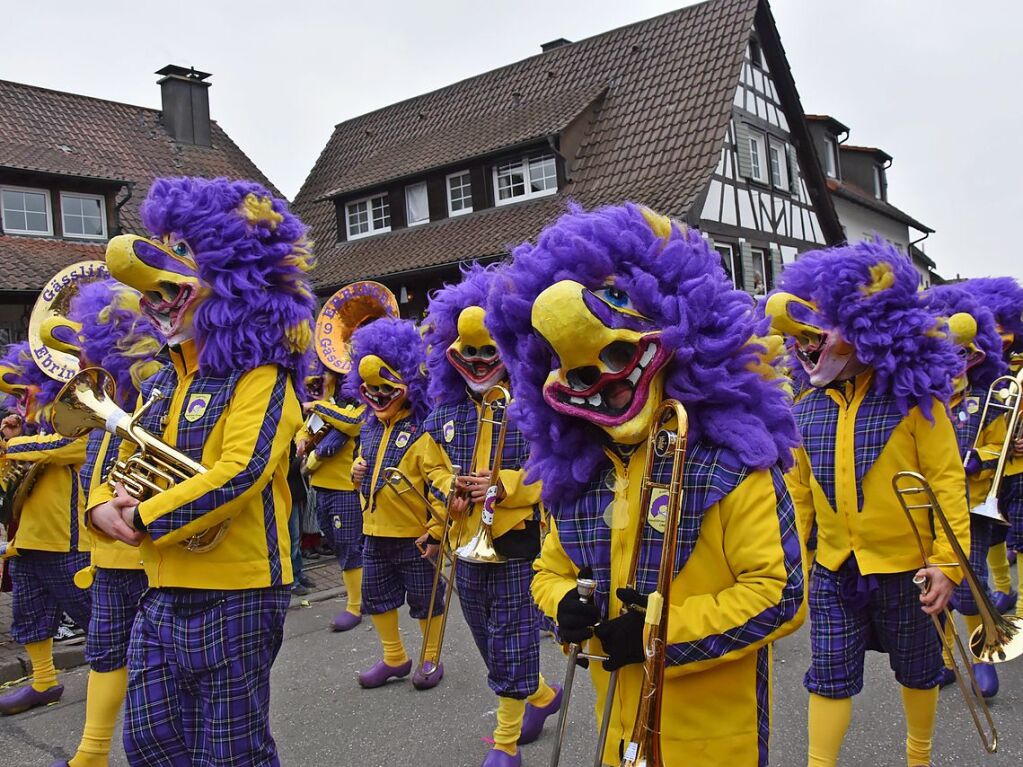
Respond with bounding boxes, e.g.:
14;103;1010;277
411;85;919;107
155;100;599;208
446;170;473;217
404;182;429;227
823;137;838;178
1;184;53;236
714;243;741;289
768;140;789;190
873;165;884;200
492;154;558;207
747;132;768;183
345;193;391;240
751;247;771;295
59;191;107;240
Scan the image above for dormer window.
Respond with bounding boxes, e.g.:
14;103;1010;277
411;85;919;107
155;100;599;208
748;39;763;69
60;192;106;239
823;137;838;178
447;171;473;216
346;193;390;239
872;165;885;200
405;183;429;226
1;185;52;236
494;154;557;206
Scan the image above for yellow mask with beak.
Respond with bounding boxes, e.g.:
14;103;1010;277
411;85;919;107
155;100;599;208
945;312;982;396
446;305;506;395
358;354;408;422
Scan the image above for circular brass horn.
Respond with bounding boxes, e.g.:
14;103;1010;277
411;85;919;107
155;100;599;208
315;281;399;374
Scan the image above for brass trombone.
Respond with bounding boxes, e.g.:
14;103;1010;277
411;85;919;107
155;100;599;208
549;400;688;767
454;385;512;565
966;369;1023;524
51;367;224;553
891;470;1023;754
379;464;463;686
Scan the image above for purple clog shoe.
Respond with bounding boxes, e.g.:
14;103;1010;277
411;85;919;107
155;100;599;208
357;659;412;689
0;683;64;715
519;683;564;744
412;660;444;690
331;611;362;632
481;748;522;767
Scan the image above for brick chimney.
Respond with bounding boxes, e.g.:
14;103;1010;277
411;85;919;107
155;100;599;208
541;38;572;53
156;65;212;146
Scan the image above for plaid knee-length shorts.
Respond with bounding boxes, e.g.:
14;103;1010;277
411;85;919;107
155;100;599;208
456;558;541;699
85;568;148;672
316;489;363;571
951;515;993;616
9;549;92;645
361;535;445;619
804;561;944;698
123;586;291;767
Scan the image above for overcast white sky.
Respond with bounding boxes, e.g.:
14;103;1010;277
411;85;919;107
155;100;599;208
3;1;1020;280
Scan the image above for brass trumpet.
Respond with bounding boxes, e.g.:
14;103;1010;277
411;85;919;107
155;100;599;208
965;369;1023;524
52;367;226;553
549;400;688;767
454;385;512;565
892;470;1023;753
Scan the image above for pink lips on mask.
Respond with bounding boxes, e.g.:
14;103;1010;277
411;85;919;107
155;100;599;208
796;332;856;387
140;282;197;336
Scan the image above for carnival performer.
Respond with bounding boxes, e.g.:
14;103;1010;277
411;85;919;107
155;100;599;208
49;279;164;767
0;339;91;718
86;176;315;766
964;277;1023;614
767;240;970;767
921;285;1007;700
490;203;805;766
420;263;561;766
345;317;449;689
300;366;367;630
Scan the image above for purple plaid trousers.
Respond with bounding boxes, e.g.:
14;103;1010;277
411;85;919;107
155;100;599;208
361;536;445;618
9;550;91;644
804;560;944;698
85;568;148;672
315;489;363;571
951;515;993;615
456;558;540;699
123;586;291;766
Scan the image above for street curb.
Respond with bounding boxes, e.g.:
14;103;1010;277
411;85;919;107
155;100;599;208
0;587;346;685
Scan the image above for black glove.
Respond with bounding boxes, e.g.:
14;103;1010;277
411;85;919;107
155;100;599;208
593;609;645;671
556;567;600;644
616;587;649;611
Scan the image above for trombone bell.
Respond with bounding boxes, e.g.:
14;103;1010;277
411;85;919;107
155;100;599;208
970;496;1010;526
454;489;505;564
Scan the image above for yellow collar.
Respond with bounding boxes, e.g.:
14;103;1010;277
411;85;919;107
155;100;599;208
170;339;200;378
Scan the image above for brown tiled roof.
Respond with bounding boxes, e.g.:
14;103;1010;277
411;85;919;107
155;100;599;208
839;144;892;163
295;0;761;288
0;236;105;291
826;178;933;234
0;78;277;291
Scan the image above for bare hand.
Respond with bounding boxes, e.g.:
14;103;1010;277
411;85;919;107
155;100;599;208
448;493;470;517
89;484;143;546
295;439;309;458
415;532;439;561
351;458;368;483
916;567;956;616
456;471;505;504
1;414;23;441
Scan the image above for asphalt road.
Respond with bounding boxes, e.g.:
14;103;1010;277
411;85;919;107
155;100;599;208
2;593;1022;766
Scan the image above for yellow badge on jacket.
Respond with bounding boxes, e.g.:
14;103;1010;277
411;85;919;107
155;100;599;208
966;397;980;415
443;420;455;443
647;489;669;533
184;393;212;423
395;431;411;448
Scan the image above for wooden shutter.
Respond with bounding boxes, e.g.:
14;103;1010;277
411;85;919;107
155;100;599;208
739;240;756;293
735;124;753;180
787;145;800;195
768;244;784;290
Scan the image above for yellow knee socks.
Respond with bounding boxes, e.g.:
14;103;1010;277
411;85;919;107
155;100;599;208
342;567;363;616
963;613;983;638
987;543;1012;594
370;610;408;666
941;619;954;669
900;685;938;766
26;639;58;692
494;696;526;756
68;667;128;767
807;694;852;767
526;673;557;708
418;617;443;664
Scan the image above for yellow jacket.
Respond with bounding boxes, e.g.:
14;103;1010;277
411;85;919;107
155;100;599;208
81;431;143;571
532;442;804;766
89;342;300;589
357;409;447;539
790;373;970;582
4;433;88;555
304;400;364;492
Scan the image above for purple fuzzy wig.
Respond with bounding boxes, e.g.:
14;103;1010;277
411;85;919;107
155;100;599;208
342;318;430;421
71;279;165;409
139;177;317;390
0;342;64;428
775;240;961;417
423;262;503;405
488;202;799;504
961;277;1023;351
921;284;1006;390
